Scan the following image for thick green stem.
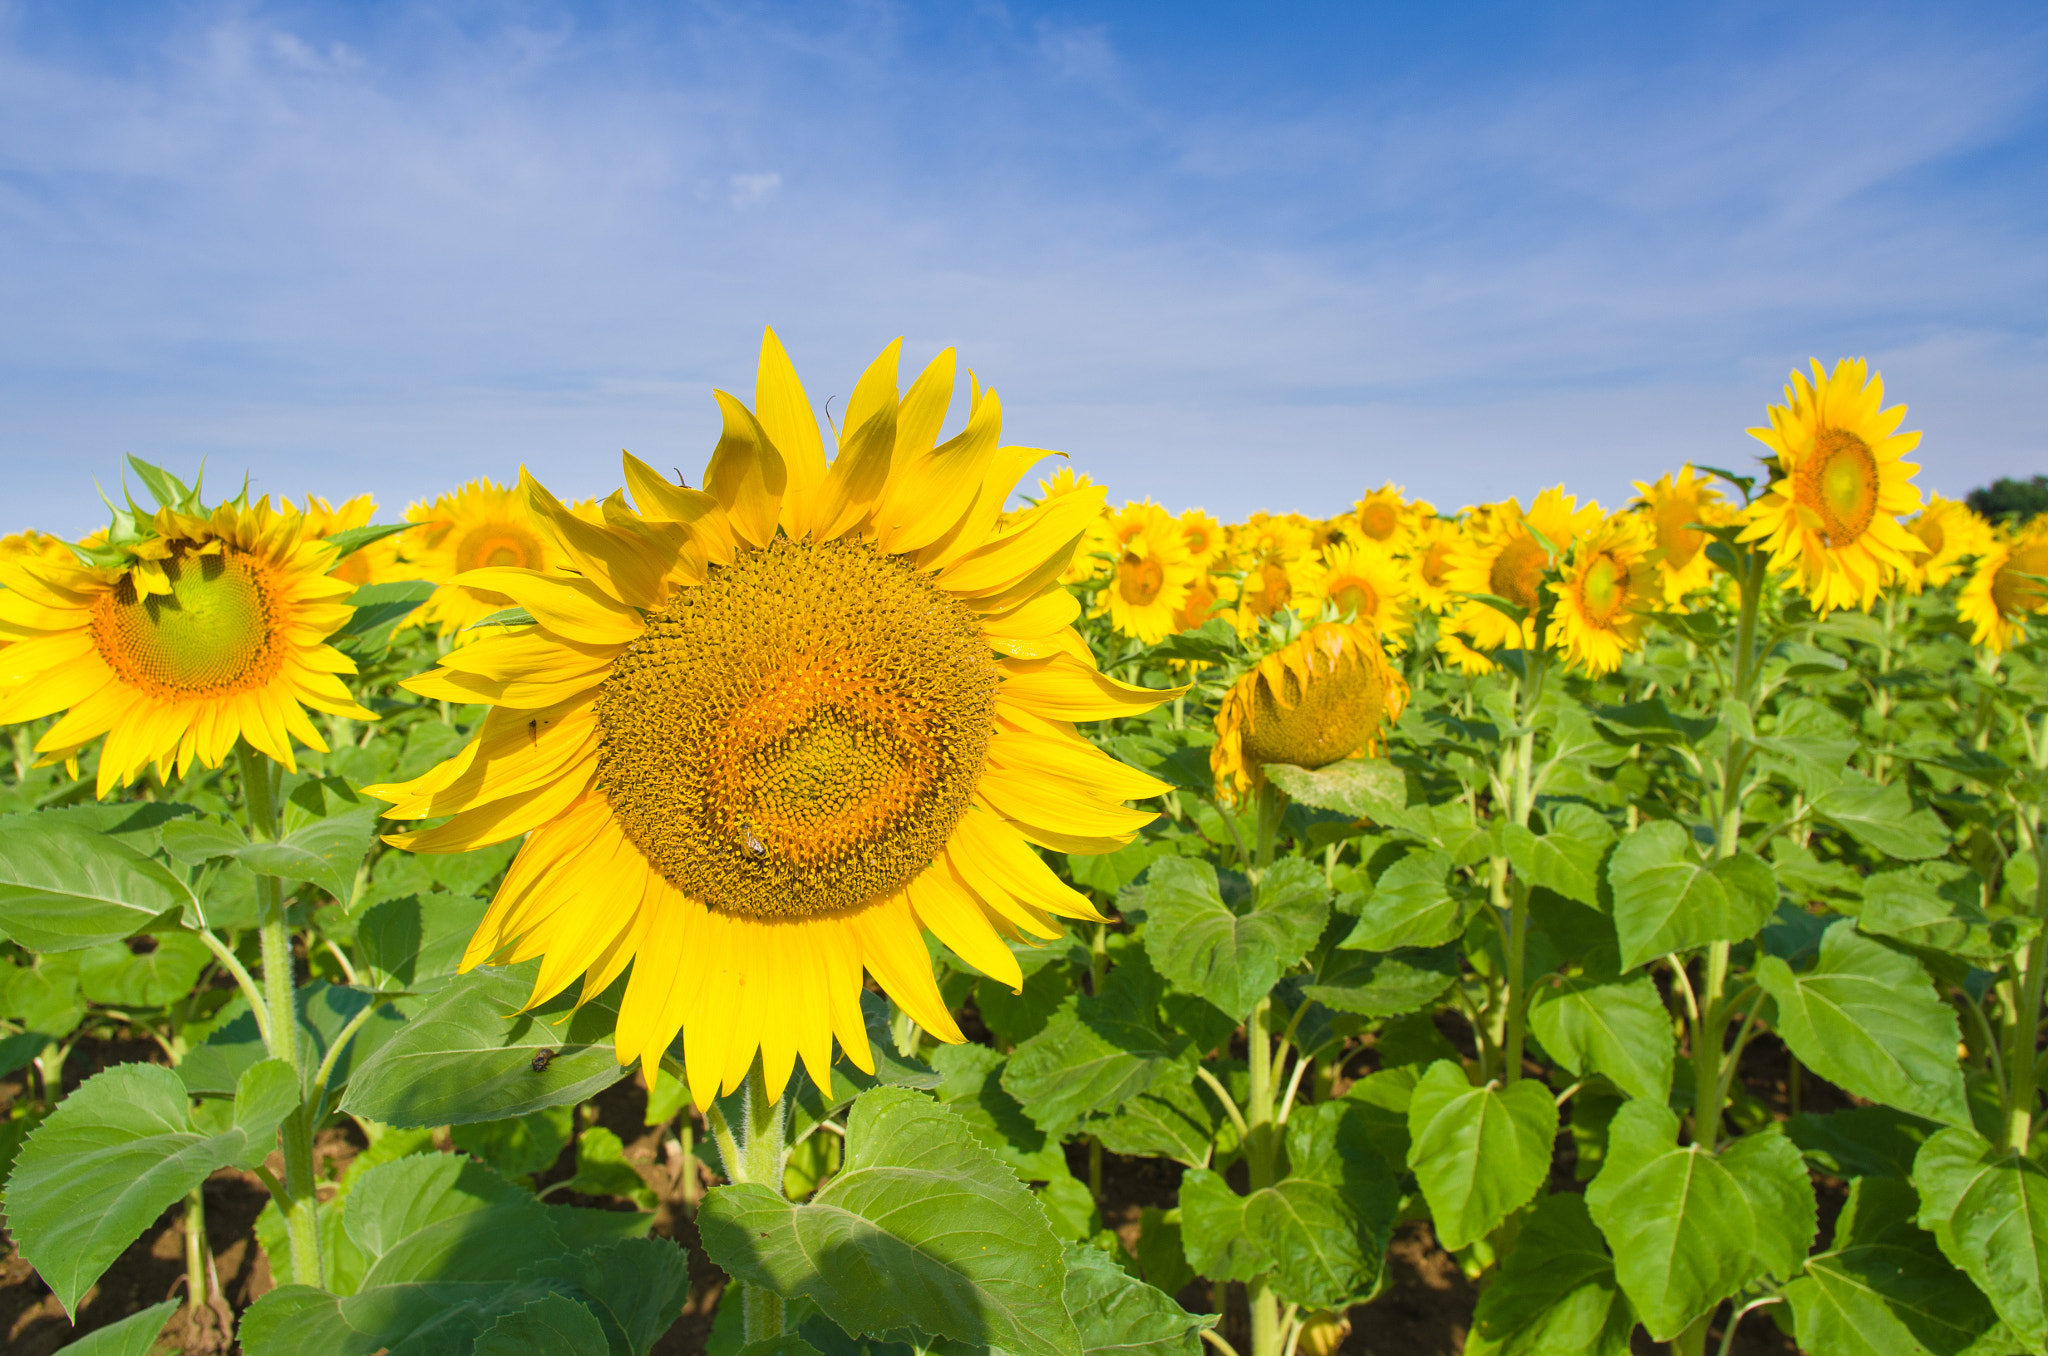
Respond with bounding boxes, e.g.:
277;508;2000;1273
1245;996;1284;1356
1691;942;1731;1148
183;1184;208;1320
738;1060;790;1343
1500;683;1538;1083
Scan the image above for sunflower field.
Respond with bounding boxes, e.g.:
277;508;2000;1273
2;338;2047;1356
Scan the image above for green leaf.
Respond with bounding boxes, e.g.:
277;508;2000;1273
1591;698;1716;747
1091;1079;1217;1168
1756;921;1971;1129
324;521;418;562
1813;776;1951;861
76;932;212;1009
740;1340;827;1356
335;580;436;655
554;1125;658;1209
1296;941;1459;1019
1913;1126;2048;1348
1141;857;1329;1020
1584;1100;1814;1342
1060;1241;1208;1356
1340;848;1474;952
451;1105;575;1179
1526;972;1674;1103
930;1044;1067;1182
235;784;380;903
697;1086;1079;1356
340;963;630;1126
1606;821;1777;969
2;957;84;1033
1261;758;1430;837
59;1298;182;1356
180;981;407;1101
1788;1107;1936;1179
1002;957;1193;1139
532;1236;695;1356
1244;1179;1371;1309
1860;862;2033;961
1404;1060;1557;1252
356;892;493;993
1466;1193;1633;1356
1134;1206;1195;1299
1501;805;1615;909
472;1293;612;1356
1786;1176;2007;1356
0;816;194;950
4;1059;297;1313
975;959;1069;1048
1280;1099;1399;1304
1177;1168;1263;1283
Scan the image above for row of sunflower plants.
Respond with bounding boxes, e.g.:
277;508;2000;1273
0;340;2046;1356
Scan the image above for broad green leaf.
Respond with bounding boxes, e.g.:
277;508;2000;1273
1719;1130;1817;1284
1813;776;1951;861
61;1298;182;1356
1262;758;1430;837
1606;821;1777;969
741;1340;826;1356
0;816;194;950
1;958;84;1033
1788;1106;1936;1180
158;815;250;867
4;1058;297;1313
1340;848;1473;952
1283;1099;1399;1302
1585;1100;1806;1342
929;1044;1067;1182
1466;1193;1633;1356
1177;1168;1262;1283
1244;1179;1370;1309
355;892;493;993
1756;921;1970;1129
975;960;1069;1048
1591;697;1716;747
1091;1079;1217;1168
527;1236;695;1356
340;963;630;1126
1297;939;1459;1019
698;1086;1079;1356
1060;1241;1208;1356
1135;1206;1196;1299
1501;805;1615;908
1002;957;1193;1139
554;1125;658;1209
1404;1060;1556;1252
472;1294;611;1356
180;981;407;1101
1786;1176;2007;1356
1913;1126;2048;1348
1526;972;1674;1103
1141;857;1329;1020
1860;862;2032;961
236;783;380;904
76;932;212;1008
452;1105;575;1179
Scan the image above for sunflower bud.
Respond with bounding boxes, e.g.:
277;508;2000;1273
1295;1309;1352;1356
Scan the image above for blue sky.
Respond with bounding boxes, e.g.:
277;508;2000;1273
3;0;2044;535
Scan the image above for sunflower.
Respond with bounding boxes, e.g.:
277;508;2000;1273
1959;522;2048;653
1231;514;1321;636
0;499;371;795
1178;509;1228;572
1173;570;1239;635
1212;621;1408;801
1404;516;1462;615
0;530;77;569
406;480;594;636
1902;494;1993;593
1736;359;1924;614
1630;466;1732;603
1093;504;1196;644
1443;488;1601;652
1353;483;1410;546
1312;539;1413;648
365;333;1181;1103
296;494;406;589
1547;514;1657;676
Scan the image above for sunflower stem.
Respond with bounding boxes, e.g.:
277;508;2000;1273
738;1058;791;1342
1245;994;1284;1356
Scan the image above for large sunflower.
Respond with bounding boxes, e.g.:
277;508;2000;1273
1547;514;1657;676
1093;503;1196;643
1736;359;1924;614
1443;488;1601;652
366;333;1181;1102
1212;621;1407;801
0;499;371;795
1959;521;2048;654
1630;466;1731;604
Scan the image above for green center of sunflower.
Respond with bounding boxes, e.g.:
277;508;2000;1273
92;547;281;697
1119;553;1165;606
1489;534;1548;610
1577;553;1629;625
595;536;999;919
1800;428;1880;547
1331;575;1379;621
456;522;546;572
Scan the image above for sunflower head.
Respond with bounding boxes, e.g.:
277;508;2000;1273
1736;359;1925;614
1629;466;1732;603
1177;509;1228;571
1901;494;1993;593
1092;502;1196;644
1960;521;2048;653
0;467;371;794
367;330;1182;1102
1443;488;1600;653
1353;483;1409;545
406;480;601;636
1313;539;1414;647
296;494;405;588
1403;516;1462;615
1172;569;1239;636
1212;621;1408;801
1547;514;1658;676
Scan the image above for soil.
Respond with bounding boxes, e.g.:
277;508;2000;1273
0;1029;1848;1353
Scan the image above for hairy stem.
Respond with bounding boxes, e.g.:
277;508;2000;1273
739;1059;791;1343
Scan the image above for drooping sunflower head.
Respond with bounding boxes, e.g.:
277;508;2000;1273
1092;503;1196;644
0;482;372;795
1960;520;2048;654
1212;621;1408;801
1442;488;1601;654
1736;358;1925;614
366;330;1182;1102
1353;483;1410;546
1547;513;1658;676
1313;539;1414;647
1901;494;1993;594
1629;466;1732;603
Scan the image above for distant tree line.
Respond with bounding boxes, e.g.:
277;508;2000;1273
1968;475;2048;525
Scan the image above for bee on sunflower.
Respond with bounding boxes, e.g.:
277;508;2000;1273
1212;620;1408;802
1442;488;1601;655
366;331;1182;1104
1902;494;1994;594
1630;466;1733;604
0;462;372;795
1093;502;1197;643
1736;358;1924;614
1547;513;1658;676
1959;519;2048;654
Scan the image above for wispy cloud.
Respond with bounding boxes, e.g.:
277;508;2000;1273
0;1;2042;534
